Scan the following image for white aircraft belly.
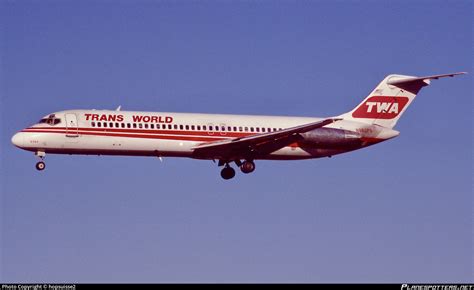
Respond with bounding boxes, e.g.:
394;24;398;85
78;134;197;154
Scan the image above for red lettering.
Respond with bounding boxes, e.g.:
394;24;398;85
99;114;108;121
91;114;99;121
130;115;172;123
133;115;143;122
108;115;116;122
84;113;92;121
117;115;124;122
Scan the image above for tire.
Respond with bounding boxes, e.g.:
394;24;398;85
36;161;46;171
220;167;235;180
240;161;255;174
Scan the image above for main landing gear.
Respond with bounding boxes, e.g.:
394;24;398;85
35;151;46;171
240;160;255;174
220;165;235;180
219;160;256;180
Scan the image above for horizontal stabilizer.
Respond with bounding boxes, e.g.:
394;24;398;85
387;72;467;94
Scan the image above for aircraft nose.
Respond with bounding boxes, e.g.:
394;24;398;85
11;132;25;148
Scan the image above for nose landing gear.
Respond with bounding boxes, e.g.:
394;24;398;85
36;161;46;171
35;151;46;171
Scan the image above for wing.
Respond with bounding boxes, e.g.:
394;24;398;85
191;118;341;160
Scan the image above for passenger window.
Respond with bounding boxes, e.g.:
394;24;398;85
256;127;260;132
250;127;254;132
97;122;101;127
174;124;178;130
215;126;219;131
91;122;95;127
185;125;189;130
180;125;184;130
222;126;226;131
203;125;207;130
233;126;237;131
144;124;148;129
197;125;201;130
168;124;172;129
138;123;143;129
127;123;131;128
133;123;137;128
115;123;119;128
239;127;243;132
262;128;266;132
103;123;108;128
150;124;154;129
244;127;248;132
156;124;160;129
227;126;231;131
191;125;195;130
109;122;113;127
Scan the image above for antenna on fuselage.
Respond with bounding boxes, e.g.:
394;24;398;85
116;105;121;111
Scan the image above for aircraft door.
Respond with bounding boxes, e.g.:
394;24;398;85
65;113;79;137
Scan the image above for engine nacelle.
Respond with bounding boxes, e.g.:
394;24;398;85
300;127;362;149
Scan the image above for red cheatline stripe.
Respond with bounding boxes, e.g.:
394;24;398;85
22;128;382;144
25;126;255;138
22;128;232;140
21;130;313;149
21;129;228;142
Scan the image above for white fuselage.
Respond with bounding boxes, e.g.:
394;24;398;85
12;109;399;160
11;73;464;179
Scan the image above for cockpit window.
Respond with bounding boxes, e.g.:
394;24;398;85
38;114;61;125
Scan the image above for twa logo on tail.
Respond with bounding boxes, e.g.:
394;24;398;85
352;96;409;119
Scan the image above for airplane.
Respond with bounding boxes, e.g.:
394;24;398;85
11;72;466;179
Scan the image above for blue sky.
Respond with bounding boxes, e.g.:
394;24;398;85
1;0;472;283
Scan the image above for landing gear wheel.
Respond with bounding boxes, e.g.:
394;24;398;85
240;161;255;174
220;166;236;180
36;161;46;171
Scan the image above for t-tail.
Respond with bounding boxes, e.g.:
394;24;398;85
339;72;467;129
